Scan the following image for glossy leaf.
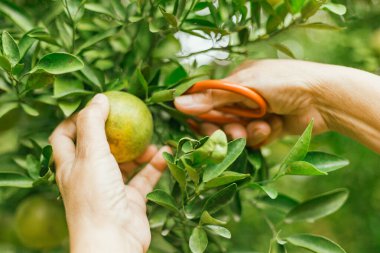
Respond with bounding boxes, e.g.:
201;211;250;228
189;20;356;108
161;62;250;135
33;53;84;74
21;103;39;117
0;55;11;72
203;138;246;182
286;161;327;176
304;152;349;173
322;3;346;16
285;188;349;223
287;0;306;13
163;152;186;191
0;0;34;31
204;171;250;188
147;189;179;213
258;194;299;213
272;43;296;58
200;211;226;226
2;31;20;66
286;234;346;253
54;77;91;98
248;183;278;199
270;240;287;253
282;120;314;166
193;130;228;165
27;72;55;89
0;174;33;188
205;225;231;239
0;102;18;118
189;227;208;253
58;100;81;117
202;184;237;214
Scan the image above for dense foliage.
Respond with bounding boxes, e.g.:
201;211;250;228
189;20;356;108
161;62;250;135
1;0;377;252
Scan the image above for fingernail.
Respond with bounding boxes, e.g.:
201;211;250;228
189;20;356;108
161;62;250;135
92;94;107;104
175;95;193;106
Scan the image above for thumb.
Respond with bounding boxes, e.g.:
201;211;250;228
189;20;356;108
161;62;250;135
174;92;214;115
76;93;111;158
174;90;243;115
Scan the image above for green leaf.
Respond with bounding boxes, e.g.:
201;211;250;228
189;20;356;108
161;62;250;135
0;55;11;72
203;184;237;214
304;152;349;173
200;211;226;226
75;28;117;54
135;68;148;99
204;171;250;188
0;0;34;31
285;188;349;223
322;3;346;16
0;174;33;188
193;130;228;165
248;183;278;199
258;194;299;213
58;100;81;117
33;53;84;75
286;161;327;176
266;15;282;33
297;22;343;31
159;7;178;27
286;234;346;253
282;120;314;166
27;72;55;89
21;103;39;117
203;138;246;182
189;227;208;253
272;43;296;58
153;35;181;59
18;30;37;58
149;89;176;103
2;31;20;66
183;159;199;184
80;65;104;90
54;77;91;98
163;153;186;191
287;0;306;13
147;189;179;213
0;102;18;118
165;65;188;85
84;3;114;17
205;225;231;239
247;149;263;171
270;240;287;253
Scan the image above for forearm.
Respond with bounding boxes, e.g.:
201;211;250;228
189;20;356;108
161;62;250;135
313;65;380;153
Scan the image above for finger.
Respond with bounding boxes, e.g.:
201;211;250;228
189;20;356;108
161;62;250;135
174;89;247;115
49;117;76;172
119;145;158;181
135;145;158;164
199;122;220;136
76;94;110;159
223;123;247;139
246;121;271;147
263;116;284;144
128;146;171;198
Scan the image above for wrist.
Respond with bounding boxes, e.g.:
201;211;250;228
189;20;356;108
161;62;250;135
311;64;380;152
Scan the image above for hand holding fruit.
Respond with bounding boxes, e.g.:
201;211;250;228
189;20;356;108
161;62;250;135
50;93;170;253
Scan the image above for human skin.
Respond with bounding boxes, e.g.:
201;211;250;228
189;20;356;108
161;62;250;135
175;59;380;153
49;94;171;253
50;59;380;253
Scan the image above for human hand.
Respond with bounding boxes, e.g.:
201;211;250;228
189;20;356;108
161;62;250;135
175;59;336;146
49;94;170;253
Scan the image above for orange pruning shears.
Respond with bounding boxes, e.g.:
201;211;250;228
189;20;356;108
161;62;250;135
186;79;267;126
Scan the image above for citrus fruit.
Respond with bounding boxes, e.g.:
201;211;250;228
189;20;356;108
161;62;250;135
14;195;67;249
103;91;153;163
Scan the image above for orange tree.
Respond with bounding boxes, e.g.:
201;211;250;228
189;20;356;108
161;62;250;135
0;0;350;252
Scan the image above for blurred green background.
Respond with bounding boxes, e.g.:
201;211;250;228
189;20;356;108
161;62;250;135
1;0;380;252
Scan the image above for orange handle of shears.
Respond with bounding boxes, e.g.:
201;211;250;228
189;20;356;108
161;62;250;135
186;80;267;124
